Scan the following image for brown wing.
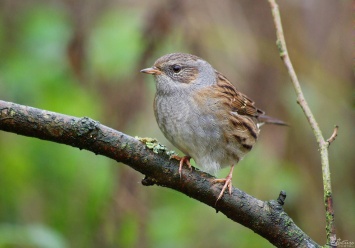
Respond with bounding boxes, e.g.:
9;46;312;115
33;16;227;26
191;70;266;149
215;71;287;126
214;70;265;117
193;70;285;138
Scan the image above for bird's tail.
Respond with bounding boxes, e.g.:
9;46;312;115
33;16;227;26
258;115;288;126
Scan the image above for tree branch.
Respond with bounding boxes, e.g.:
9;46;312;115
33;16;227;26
0;99;319;247
267;1;337;247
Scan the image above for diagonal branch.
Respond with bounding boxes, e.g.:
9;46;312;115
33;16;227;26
0;99;319;248
268;1;337;246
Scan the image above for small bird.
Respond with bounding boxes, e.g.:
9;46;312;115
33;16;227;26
141;53;286;203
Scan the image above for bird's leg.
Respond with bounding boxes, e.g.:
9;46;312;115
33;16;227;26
212;165;235;204
170;155;192;178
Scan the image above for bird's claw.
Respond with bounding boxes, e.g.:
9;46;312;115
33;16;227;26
170;155;192;178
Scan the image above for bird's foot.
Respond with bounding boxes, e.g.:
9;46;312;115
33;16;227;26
212;165;235;205
170;155;192;178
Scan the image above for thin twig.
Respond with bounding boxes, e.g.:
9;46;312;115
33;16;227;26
267;1;336;247
326;125;339;146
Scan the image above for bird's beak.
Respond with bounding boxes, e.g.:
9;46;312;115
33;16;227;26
140;67;161;75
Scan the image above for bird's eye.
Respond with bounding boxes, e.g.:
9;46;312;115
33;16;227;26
172;64;182;73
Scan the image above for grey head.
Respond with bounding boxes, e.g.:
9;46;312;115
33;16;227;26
140;53;217;95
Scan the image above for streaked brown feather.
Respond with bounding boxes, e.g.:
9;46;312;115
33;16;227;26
193;70;261;147
193;69;286;150
215;70;264;117
214;70;287;126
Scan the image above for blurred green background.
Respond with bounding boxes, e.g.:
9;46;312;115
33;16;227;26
0;0;353;247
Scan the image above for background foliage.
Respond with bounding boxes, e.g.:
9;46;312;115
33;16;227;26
0;1;353;247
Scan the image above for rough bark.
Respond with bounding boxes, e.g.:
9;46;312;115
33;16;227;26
0;100;320;248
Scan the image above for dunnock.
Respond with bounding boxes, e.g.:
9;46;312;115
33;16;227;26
141;53;286;202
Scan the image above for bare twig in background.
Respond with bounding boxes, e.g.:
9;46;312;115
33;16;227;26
326;125;339;146
268;0;337;247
